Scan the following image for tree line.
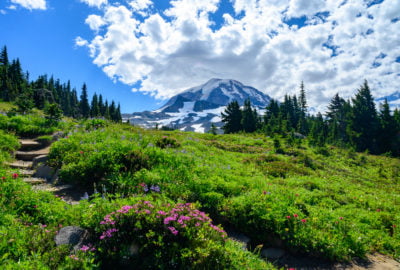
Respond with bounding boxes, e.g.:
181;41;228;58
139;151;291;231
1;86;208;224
221;81;400;156
0;46;122;122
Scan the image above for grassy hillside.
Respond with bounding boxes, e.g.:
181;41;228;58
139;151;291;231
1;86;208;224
0;114;399;268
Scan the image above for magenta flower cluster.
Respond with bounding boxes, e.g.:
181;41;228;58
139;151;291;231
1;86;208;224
98;200;227;245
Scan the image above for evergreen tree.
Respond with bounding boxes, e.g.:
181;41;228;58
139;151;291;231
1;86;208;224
79;83;90;118
221;100;242;133
326;93;348;144
298;81;308;134
116;103;122;122
109;100;116;121
90;93;100;117
98;94;105;116
377;99;397;154
242;99;257;133
309;113;326;146
347;80;378;153
104;100;110;119
209;123;218;135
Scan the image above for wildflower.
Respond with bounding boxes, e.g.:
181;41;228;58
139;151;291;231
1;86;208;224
157;210;167;216
150;185;161;192
69;255;79;261
80;245;90;252
293;214;299;218
301;219;307;223
1;176;6;180
168;226;179;235
12;173;18;179
144;209;151;214
286;215;291;219
376;209;381;212
285;228;289;232
339;217;344;220
79;151;84;154
42;224;47;228
80;192;89;200
295;193;299;197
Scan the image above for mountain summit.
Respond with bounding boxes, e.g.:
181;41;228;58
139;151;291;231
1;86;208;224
124;79;271;133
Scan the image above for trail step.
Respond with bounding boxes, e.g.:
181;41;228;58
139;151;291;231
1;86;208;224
19;169;35;177
15;147;50;161
19;139;42;151
7;160;33;169
23;178;46;185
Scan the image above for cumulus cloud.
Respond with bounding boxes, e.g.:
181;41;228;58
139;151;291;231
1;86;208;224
85;14;106;31
77;0;400;110
10;0;46;10
80;0;107;9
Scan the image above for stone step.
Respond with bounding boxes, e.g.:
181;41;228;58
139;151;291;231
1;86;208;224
23;178;47;185
15;147;50;161
19;139;42;151
19;169;35;177
7;160;33;169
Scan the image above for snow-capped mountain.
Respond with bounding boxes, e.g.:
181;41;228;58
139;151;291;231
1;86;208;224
376;91;400;109
123;79;272;133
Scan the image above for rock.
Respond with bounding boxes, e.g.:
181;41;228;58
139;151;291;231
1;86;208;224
32;154;49;168
129;243;140;256
227;229;251;250
52;131;64;141
55;226;89;251
261;248;286;260
34;164;54;181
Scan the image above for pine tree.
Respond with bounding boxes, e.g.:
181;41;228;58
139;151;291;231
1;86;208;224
79;83;90;118
298;81;308;134
326;93;348;144
242;99;257;133
98;94;105;116
347;80;378;153
90;93;100;117
221;100;242;133
309;113;326;146
116;103;122;122
378;99;397;154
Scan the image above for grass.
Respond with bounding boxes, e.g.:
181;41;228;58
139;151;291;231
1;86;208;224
0;114;399;268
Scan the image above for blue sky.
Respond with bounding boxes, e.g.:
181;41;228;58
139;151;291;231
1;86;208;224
1;0;400;113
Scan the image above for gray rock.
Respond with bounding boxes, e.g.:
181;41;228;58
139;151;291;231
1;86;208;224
52;131;64;141
227;230;251;250
261;248;285;260
55;226;89;251
34;164;54;181
32;155;48;168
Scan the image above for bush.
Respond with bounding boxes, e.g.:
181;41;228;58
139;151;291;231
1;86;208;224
156;136;180;149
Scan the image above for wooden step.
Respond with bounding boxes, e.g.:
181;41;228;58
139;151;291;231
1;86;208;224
7;160;33;169
15;147;50;161
19;139;42;151
23;178;47;185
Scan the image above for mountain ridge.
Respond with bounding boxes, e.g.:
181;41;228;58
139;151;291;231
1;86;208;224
124;79;272;132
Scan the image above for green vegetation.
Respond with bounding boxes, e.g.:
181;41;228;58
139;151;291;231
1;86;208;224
222;81;400;156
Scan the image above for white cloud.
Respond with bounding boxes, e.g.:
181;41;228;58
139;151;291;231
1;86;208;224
129;0;153;11
10;0;46;10
77;0;400;110
80;0;107;9
85;14;106;31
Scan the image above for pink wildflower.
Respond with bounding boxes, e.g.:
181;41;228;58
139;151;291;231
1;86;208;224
168;226;179;235
12;173;18;179
293;214;299;218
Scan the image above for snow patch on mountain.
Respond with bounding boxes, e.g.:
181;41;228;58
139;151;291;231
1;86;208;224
124;78;272;133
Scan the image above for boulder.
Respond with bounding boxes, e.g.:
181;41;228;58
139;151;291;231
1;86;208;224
32;154;48;168
261;248;285;260
34;164;54;181
55;226;89;251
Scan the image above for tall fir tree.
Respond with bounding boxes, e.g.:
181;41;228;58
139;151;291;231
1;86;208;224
241;99;257;133
377;99;397;154
347;80;378;153
90;93;100;117
326;93;348;144
221;100;242;133
79;83;90;118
